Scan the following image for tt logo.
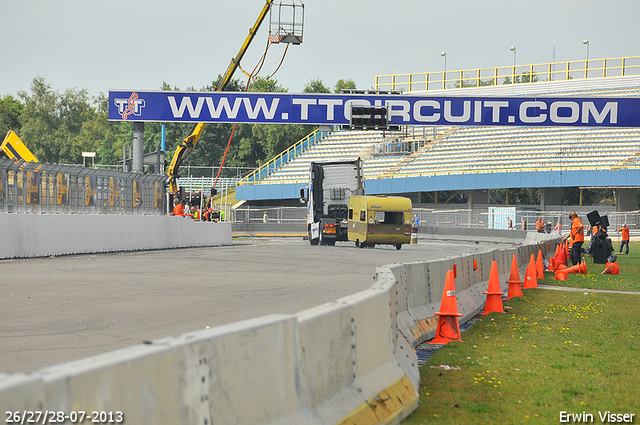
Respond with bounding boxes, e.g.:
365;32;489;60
114;93;146;119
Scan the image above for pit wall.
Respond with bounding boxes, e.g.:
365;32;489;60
0;214;232;259
0;231;559;425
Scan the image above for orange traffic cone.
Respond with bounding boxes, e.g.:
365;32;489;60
428;270;463;344
551;242;568;271
536;250;545;279
556;261;587;279
483;261;504;315
555;269;568;280
602;262;619;275
564;261;588;275
506;254;524;299
523;254;538;289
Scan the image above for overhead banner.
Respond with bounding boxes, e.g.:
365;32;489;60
109;90;640;128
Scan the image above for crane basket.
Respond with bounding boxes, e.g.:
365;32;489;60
269;1;304;44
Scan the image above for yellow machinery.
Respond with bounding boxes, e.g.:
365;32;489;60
166;0;304;194
348;195;412;250
1;130;38;162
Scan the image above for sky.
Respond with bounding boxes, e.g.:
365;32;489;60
2;0;639;99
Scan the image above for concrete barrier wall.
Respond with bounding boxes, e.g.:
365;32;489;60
0;213;232;259
0;229;559;424
385;233;559;347
232;222;306;236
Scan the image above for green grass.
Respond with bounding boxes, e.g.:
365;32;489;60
403;242;640;424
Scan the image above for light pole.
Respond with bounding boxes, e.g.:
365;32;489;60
583;39;589;78
441;51;447;89
583;39;589;61
510;46;516;83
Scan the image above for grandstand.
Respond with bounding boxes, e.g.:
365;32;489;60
393;126;640;175
236;56;640;211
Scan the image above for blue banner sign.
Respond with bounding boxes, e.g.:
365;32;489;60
109;91;640;127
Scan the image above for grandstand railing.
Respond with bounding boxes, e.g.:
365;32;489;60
0;158;166;215
375;55;640;92
237;127;329;185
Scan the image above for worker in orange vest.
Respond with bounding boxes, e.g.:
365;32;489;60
617;224;630;255
170;197;184;216
535;217;545;233
563;211;584;266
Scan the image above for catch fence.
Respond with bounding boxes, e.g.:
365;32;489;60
0;158;166;215
229;205;639;233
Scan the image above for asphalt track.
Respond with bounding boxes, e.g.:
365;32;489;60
0;237;510;373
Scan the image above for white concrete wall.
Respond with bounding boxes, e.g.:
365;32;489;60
0;213;232;259
0;229;559;424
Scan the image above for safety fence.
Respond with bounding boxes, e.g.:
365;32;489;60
412;207;639;233
375;55;640;92
227;205;638;232
441;205;628;231
0;158;166;215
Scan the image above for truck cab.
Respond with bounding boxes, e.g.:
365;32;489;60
300;158;364;246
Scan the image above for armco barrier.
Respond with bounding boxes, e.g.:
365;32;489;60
0;214;232;259
0;230;559;424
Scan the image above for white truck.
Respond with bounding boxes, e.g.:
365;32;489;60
300;158;365;246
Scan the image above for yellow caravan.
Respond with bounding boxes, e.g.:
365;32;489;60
348;195;412;249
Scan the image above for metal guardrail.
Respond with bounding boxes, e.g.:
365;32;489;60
375;55;640;92
0;158;166;215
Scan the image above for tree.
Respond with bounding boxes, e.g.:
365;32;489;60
251;123;314;163
79;93;123;165
249;76;287;93
303;79;330;93
334;79;356;93
18;77;99;164
503;71;540;85
201;76;245;93
0;95;23;137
